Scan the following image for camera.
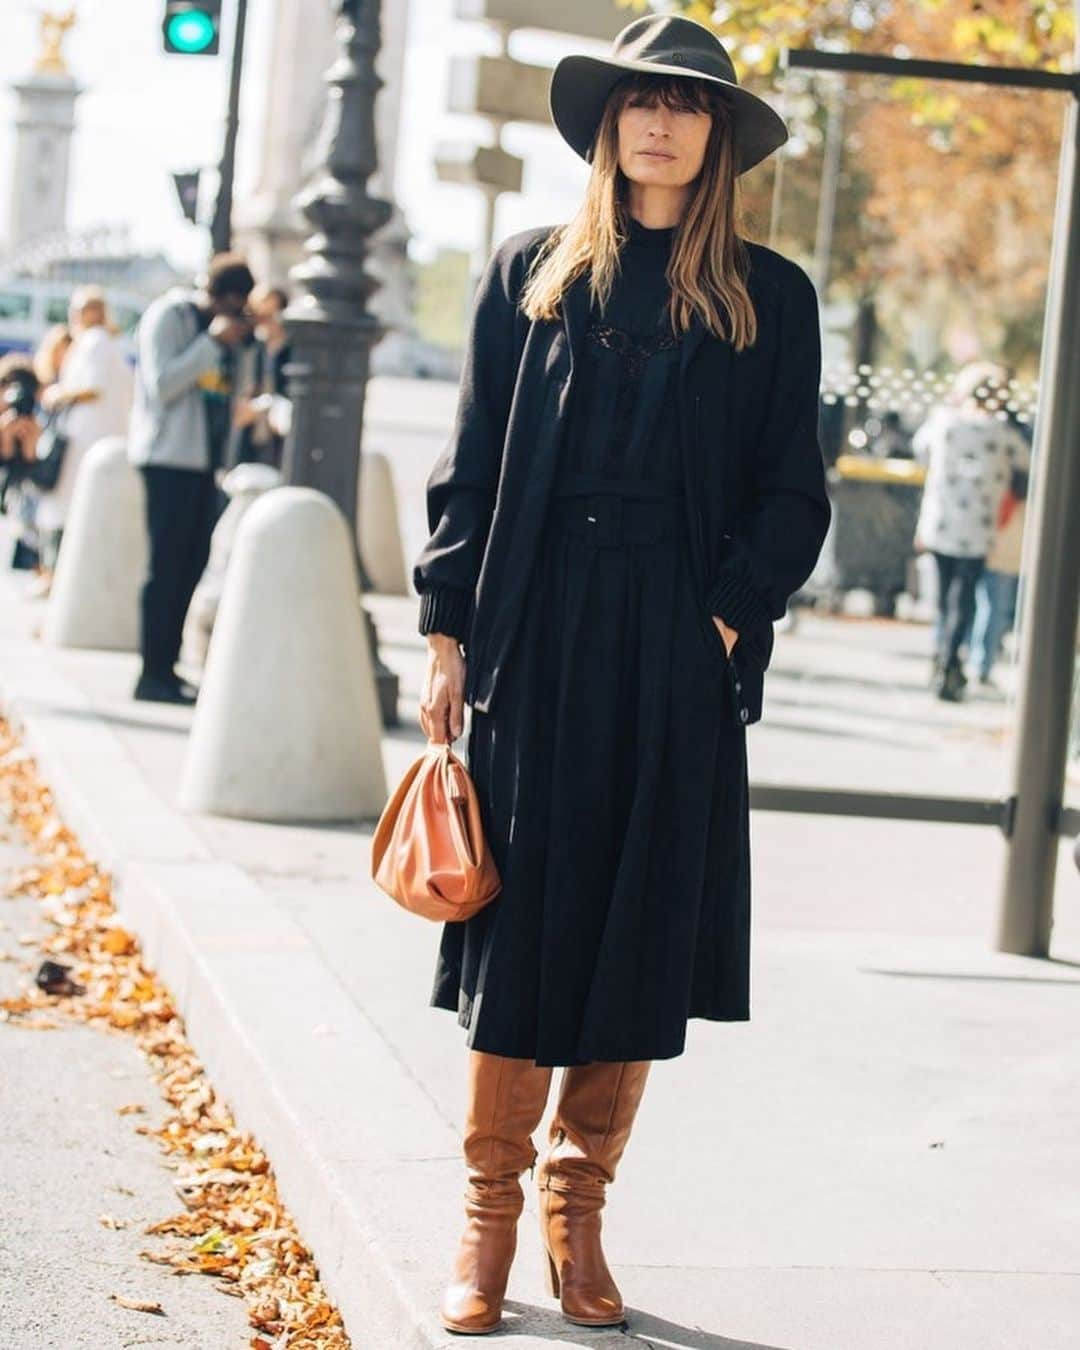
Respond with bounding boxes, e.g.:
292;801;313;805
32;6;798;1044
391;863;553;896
3;378;36;420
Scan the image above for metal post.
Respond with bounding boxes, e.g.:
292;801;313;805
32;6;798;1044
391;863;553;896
812;75;844;298
995;9;1080;953
280;0;398;724
209;0;248;255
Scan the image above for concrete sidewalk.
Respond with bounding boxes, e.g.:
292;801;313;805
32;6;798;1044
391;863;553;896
1;560;1078;1349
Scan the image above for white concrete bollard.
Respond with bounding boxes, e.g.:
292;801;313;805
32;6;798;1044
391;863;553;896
359;449;408;595
178;487;387;822
43;436;147;652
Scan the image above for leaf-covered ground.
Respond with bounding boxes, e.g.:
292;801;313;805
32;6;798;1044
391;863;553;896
0;719;352;1349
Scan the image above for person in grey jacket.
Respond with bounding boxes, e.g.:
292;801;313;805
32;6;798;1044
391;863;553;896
128;253;254;703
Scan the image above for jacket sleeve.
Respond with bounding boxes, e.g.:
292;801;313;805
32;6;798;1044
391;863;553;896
138;302;221;408
412;242;526;641
707;262;832;629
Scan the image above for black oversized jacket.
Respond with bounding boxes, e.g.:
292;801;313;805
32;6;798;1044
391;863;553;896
412;224;831;725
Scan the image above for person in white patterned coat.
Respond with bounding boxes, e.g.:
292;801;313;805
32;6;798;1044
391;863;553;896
912;360;1029;701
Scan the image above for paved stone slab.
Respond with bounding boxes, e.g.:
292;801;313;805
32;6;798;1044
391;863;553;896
2;514;1078;1348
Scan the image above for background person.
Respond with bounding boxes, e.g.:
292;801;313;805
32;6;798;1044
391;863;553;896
967;470;1027;688
0;355;45;572
32;323;73;395
0;356;44;569
34;286;134;584
912;360;1029;702
127;252;254;705
229;284;292;470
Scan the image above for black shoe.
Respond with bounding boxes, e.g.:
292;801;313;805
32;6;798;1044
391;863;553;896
133;672;197;705
934;665;965;702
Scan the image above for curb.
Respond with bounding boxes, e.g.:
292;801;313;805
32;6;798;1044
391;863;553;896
0;620;491;1347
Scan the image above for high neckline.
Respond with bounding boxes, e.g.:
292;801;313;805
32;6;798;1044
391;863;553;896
625;215;678;250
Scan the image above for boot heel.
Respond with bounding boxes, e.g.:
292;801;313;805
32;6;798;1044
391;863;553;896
544;1250;561;1297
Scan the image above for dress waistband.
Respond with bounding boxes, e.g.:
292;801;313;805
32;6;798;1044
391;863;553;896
547;482;687;548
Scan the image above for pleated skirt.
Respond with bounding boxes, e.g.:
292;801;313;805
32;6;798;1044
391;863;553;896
430;471;752;1067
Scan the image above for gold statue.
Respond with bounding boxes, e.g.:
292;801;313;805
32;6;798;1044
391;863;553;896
34;8;78;77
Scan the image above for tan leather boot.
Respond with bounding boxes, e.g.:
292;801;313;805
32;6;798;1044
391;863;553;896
440;1049;554;1334
536;1059;651;1326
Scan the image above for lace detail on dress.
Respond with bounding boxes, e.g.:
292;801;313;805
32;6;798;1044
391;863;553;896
586;319;682;473
587;320;680;376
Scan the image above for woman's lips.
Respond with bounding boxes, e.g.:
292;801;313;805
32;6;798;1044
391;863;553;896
637;150;675;159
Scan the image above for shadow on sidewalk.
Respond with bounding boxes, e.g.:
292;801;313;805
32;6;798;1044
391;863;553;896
501;1299;791;1348
11;698;192;739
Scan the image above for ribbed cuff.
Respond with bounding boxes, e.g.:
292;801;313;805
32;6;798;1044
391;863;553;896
705;571;771;632
417;586;473;642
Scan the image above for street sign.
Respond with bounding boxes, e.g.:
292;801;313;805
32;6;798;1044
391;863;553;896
172;170;202;224
435;142;524;194
447;54;552;126
453;0;626;42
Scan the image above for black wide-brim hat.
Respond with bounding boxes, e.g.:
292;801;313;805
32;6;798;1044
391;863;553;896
549;13;789;176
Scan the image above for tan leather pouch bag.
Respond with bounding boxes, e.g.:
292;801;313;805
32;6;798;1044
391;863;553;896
371;740;501;921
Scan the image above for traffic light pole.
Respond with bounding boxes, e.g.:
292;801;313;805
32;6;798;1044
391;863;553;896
209;0;248;255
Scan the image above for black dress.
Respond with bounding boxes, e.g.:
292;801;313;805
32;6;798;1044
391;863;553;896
430;217;752;1067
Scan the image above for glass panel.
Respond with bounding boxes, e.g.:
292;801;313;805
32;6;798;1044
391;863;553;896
0;292;32;320
112;306;142;335
743;62;1061;812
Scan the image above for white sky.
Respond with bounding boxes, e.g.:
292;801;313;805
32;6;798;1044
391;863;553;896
0;0;609;274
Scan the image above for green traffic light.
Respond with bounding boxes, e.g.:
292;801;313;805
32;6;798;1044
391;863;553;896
166;11;216;53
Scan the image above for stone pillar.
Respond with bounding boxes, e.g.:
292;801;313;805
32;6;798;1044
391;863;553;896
7;71;81;252
232;0;336;282
234;0;414;327
367;0;418;374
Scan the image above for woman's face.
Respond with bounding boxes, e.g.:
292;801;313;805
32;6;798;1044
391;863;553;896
616;89;712;191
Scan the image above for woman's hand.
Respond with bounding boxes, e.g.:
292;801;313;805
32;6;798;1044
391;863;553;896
419;634;467;743
711;615;739;659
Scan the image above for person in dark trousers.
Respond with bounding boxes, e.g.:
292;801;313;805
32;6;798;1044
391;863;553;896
127;254;255;704
411;15;831;1336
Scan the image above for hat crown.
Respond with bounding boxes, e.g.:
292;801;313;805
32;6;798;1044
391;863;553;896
612;14;738;86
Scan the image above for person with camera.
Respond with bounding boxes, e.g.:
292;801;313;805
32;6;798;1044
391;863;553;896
0;355;45;570
0;357;42;466
127;253;255;705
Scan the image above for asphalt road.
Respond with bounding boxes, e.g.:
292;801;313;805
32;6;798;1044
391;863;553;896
0;826;250;1350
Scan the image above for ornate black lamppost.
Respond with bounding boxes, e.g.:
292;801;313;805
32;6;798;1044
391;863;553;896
281;0;398;724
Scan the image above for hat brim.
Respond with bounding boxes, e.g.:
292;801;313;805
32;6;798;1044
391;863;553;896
549;53;788;176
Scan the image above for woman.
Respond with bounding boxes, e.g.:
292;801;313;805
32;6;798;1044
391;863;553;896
912;360;1029;702
36;287;133;579
32;322;73;394
7;328;72;579
412;15;831;1335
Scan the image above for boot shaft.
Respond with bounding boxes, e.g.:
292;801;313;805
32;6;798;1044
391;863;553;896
539;1059;652;1188
463;1049;555;1180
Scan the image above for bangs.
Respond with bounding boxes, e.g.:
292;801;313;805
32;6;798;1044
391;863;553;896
614;71;719;115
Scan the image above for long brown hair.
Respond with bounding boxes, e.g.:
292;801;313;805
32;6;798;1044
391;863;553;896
521;71;757;350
